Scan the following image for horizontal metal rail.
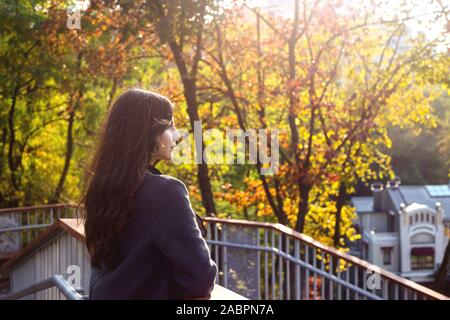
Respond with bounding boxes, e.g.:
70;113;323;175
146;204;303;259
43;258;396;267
0;204;81;254
0;275;84;300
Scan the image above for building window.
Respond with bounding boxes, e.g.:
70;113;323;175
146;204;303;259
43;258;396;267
411;233;434;244
420;213;424;222
411;247;434;270
432;216;435;224
363;242;369;260
415;214;418;223
409;216;413;225
382;247;393;265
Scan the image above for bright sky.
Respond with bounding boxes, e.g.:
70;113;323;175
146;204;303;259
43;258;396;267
244;0;449;51
377;0;448;47
68;0;449;51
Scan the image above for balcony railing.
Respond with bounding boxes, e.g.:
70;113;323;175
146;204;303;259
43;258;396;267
0;204;448;300
0;204;81;258
202;217;448;300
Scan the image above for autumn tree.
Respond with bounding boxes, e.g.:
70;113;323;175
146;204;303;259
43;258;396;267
198;0;448;248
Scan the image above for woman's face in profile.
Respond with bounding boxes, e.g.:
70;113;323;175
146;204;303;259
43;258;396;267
154;118;181;162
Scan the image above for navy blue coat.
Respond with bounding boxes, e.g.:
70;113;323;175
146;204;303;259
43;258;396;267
88;166;218;299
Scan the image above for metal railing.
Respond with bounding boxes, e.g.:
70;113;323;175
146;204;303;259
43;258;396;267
0;274;84;300
0;204;448;300
0;204;81;257
203;217;449;300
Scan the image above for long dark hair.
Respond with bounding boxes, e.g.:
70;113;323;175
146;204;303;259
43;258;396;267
80;88;174;270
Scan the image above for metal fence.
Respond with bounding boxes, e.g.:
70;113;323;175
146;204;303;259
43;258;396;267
203;217;449;300
0;204;81;258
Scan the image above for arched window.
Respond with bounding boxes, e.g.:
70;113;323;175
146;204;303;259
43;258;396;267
411;247;434;270
411;233;435;244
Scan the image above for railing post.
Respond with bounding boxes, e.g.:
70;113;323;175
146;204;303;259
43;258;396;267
286;236;290;300
278;233;282;300
27;211;31;245
33;209;38;239
382;279;388;299
345;267;350;300
329;255;333;300
256;228;261;300
222;224;228;288
294;240;300;300
264;229;268;300
206;223;211;252
321;251;325;300
337;259;341;300
305;246;309;300
271;230;275;300
313;247;317;300
214;223;219;284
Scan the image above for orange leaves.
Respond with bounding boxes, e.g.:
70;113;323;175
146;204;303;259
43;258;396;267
188;184;202;202
287;79;302;91
215;177;273;218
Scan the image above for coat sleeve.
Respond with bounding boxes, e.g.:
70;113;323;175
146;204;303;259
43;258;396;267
151;178;218;298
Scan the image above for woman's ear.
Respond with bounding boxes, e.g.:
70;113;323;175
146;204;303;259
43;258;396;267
154;134;162;150
155;136;162;151
149;138;160;156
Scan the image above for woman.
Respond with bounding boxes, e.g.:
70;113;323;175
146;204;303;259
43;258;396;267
81;88;218;299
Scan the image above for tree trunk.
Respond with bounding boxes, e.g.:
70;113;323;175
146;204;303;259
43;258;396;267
168;41;217;216
333;183;347;248
8;84;20;192
50;108;75;204
295;183;311;233
197;161;216;215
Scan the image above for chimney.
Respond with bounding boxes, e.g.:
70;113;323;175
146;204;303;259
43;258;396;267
436;202;443;225
371;182;384;211
399;202;407;224
393;176;401;188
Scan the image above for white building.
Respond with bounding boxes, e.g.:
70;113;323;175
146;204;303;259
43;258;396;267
351;178;450;284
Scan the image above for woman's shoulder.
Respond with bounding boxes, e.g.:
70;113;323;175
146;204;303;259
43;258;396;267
133;174;189;219
141;173;188;195
143;172;185;185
